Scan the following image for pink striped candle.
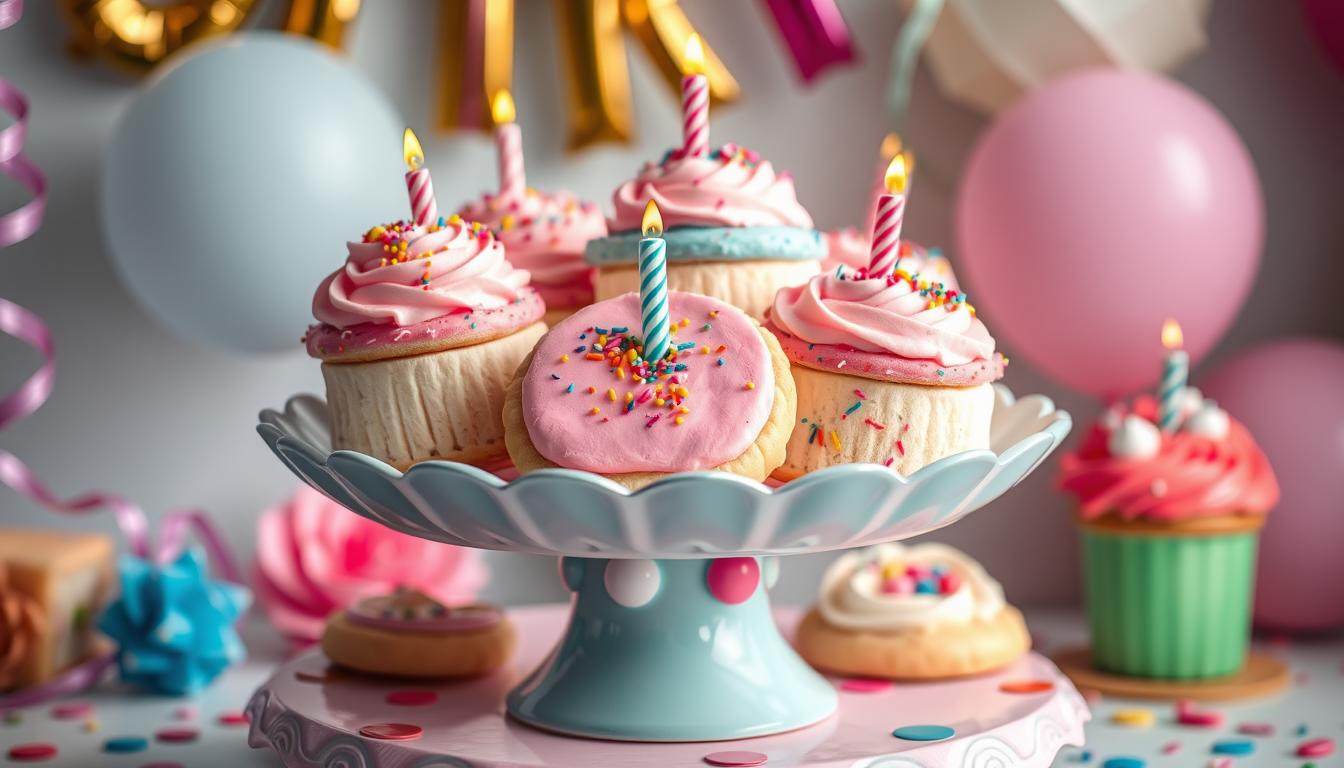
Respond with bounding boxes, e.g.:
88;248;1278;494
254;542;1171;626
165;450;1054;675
491;90;525;198
402;128;438;227
866;153;909;279
681;34;709;158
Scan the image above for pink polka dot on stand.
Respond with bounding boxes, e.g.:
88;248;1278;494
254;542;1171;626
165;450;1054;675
7;743;58;761
386;690;439;707
706;558;760;605
840;678;892;693
50;702;93;720
359;722;423;741
703;750;768;766
155;727;199;743
216;711;251;727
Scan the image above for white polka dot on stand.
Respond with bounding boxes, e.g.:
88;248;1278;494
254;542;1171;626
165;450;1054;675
604;559;661;608
762;557;780;590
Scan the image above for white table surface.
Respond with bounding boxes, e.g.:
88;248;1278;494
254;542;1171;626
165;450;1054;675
1;609;1339;767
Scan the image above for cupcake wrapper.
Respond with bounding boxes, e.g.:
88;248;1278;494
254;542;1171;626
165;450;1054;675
1082;524;1258;679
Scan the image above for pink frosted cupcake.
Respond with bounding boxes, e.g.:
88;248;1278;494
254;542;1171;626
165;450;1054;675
822;231;959;291
585;145;824;319
457;190;607;326
305;216;546;469
768;266;1004;480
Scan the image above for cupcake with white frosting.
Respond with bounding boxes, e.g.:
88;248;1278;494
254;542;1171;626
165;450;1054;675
795;542;1029;679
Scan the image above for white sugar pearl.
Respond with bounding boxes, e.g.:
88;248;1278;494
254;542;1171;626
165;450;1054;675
1185;402;1230;439
1108;415;1161;460
604;559;661;608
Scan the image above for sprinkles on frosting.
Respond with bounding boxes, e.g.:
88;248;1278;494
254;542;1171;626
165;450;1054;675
834;252;975;315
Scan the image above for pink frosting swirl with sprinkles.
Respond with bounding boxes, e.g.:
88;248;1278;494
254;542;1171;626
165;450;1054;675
609;144;814;231
1059;396;1280;521
770;269;994;368
312;218;533;329
457;190;607;308
822;231;960;291
521;292;775;474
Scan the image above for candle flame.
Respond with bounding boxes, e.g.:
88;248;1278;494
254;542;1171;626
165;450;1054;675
491;89;516;125
403;128;424;171
880;133;902;160
683;33;706;76
884;152;910;194
1161;318;1184;349
642;200;663;237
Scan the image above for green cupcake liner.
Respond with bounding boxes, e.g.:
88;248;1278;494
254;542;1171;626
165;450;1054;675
1082;523;1258;680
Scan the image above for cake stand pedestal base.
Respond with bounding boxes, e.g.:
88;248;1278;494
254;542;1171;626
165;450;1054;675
247;605;1090;768
1054;647;1290;701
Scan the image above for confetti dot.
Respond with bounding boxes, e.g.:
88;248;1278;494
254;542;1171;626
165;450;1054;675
891;724;955;741
1298;738;1335;757
216;711;251;727
1110;708;1155;727
155;727;199;743
1237;722;1274;736
173;706;196;721
103;736;149;753
1211;739;1255;756
840;678;892;693
999;680;1054;694
386;690;438;707
1160;740;1180;754
703;750;767;766
7;744;58;761
1100;759;1144;768
2;710;20;725
50;702;93;720
359;722;423;741
82;720;100;733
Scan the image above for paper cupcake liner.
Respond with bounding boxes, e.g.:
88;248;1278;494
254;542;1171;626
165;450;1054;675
1080;518;1259;680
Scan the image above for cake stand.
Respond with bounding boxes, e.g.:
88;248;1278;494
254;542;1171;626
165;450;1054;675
254;385;1081;754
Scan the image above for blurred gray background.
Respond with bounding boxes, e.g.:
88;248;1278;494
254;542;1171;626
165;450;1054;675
0;1;1340;610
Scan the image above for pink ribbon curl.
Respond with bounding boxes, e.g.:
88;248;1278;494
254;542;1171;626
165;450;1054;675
759;0;858;83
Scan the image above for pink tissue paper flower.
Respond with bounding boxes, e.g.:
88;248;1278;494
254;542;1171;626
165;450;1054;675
253;485;488;643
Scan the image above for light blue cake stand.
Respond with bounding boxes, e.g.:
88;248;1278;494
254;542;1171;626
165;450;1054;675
257;385;1071;742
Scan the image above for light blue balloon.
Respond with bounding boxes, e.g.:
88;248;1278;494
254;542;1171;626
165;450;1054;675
101;33;407;354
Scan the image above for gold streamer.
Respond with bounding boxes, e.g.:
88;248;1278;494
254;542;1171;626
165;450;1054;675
436;0;515;132
61;0;256;74
282;0;362;49
622;0;739;105
555;0;633;149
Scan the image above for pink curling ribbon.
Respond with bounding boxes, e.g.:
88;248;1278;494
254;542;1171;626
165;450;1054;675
0;0;20;30
759;0;857;83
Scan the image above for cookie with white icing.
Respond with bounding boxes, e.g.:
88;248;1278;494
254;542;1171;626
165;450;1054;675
796;543;1029;679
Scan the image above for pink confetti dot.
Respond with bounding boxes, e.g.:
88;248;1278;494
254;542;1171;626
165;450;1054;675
7;743;58;761
840;678;893;693
703;750;768;766
217;711;251;727
386;690;439;707
706;558;760;605
1237;722;1274;736
172;706;196;721
1298;737;1335;757
1161;740;1181;754
155;727;199;743
50;702;93;720
359;722;423;741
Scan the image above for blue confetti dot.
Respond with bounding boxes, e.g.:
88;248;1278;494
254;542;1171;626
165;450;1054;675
104;736;149;753
891;724;954;741
1101;758;1143;768
1211;740;1255;756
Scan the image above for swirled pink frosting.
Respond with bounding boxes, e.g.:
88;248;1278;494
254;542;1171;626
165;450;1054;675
1059;396;1280;521
312;218;533;329
609;145;814;231
770;270;994;369
457;190;606;309
822;231;960;292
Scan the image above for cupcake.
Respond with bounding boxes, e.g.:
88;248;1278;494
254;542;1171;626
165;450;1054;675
822;230;959;288
1058;393;1279;680
502;291;795;490
457;190;606;326
767;265;1004;480
796;543;1030;679
305;216;546;470
585;144;824;319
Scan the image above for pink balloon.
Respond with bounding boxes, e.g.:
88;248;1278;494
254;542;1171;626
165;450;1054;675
1200;338;1344;632
1303;0;1344;73
956;69;1263;399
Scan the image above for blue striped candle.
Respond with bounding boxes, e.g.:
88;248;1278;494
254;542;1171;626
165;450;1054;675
639;200;670;364
1157;319;1187;433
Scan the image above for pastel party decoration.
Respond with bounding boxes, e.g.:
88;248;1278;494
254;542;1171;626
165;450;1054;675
490;90;525;198
680;34;710;158
1156;320;1188;433
865;153;909;279
98;548;249;696
101;33;408;354
956;69;1263;398
759;0;856;83
253;485;487;643
1200;338;1344;631
706;558;760;605
639;200;671;364
604;560;662;608
402;128;438;228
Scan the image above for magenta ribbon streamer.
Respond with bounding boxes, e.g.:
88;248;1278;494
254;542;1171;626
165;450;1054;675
457;0;487;129
759;0;857;83
0;1;242;685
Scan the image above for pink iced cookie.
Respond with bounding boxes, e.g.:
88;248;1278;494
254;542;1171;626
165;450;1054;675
518;292;776;474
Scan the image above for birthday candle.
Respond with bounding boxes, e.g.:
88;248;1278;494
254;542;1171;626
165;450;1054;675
1157;319;1188;433
491;90;525;198
681;34;709;158
866;153;909;279
402;128;437;227
639;200;670;364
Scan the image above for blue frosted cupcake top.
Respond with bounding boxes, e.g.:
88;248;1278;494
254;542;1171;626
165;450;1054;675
585;226;825;265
